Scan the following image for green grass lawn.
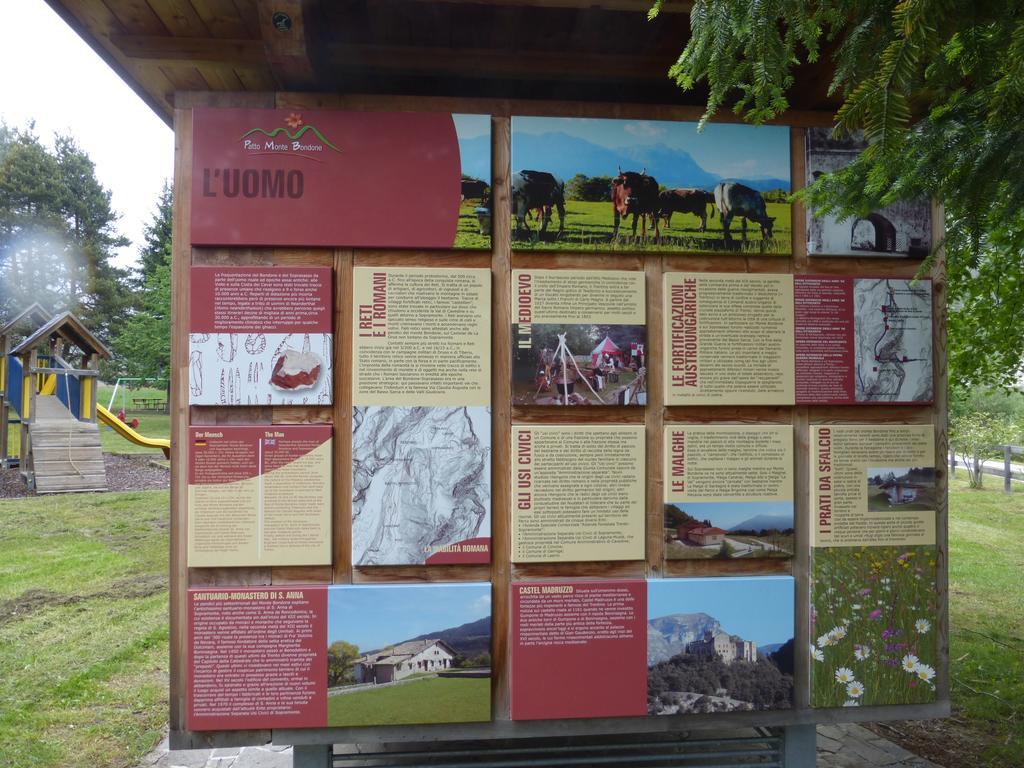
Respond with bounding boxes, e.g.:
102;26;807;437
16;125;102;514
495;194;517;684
511;199;792;255
0;490;169;768
327;676;491;727
946;477;1024;766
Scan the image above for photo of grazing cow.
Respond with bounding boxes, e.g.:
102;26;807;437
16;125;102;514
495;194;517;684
658;188;716;232
460;177;488;201
510;115;791;254
612;168;660;241
512;170;566;240
714;182;776;241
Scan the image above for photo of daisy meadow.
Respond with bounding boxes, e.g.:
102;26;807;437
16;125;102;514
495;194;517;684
810;545;938;708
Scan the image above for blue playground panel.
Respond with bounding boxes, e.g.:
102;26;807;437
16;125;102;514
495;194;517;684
6;356;23;418
54;369;82;417
4;355;82;419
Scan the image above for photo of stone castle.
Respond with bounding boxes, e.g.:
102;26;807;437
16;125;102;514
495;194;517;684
647;577;795;714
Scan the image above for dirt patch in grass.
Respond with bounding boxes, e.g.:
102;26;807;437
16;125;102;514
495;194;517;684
866;711;990;767
0;574;166;629
0;454;168;499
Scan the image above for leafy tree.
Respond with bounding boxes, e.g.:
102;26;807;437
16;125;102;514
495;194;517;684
115;185;173;379
114;246;171;380
0;124;131;343
462;652;491;669
566;174;614;202
326;640;361;686
949;411;1019;488
652;0;1024;390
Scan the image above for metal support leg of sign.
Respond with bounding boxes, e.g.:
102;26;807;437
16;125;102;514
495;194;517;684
293;744;331;768
783;724;818;768
286;728;823;768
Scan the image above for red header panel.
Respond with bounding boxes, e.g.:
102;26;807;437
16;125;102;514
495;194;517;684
191;108;462;248
187;425;332;485
795;276;934;405
511;580;648;720
189;266;332;334
188;587;327;731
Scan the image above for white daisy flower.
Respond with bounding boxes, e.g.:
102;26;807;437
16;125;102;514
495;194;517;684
835;667;855;684
843;699;860;707
852;604;862;610
854;647;871;661
915;618;931;634
846;681;865;698
831;626;848;640
812;647;825;662
915;664;936;683
902;654;920;673
818;633;834;647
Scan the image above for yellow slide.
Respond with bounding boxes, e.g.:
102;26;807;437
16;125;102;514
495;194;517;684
39;374;57;395
97;404;171;458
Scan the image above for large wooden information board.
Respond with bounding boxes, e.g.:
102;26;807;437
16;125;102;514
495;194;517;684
169;94;948;749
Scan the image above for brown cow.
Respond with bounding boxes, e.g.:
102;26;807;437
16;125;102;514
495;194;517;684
611;167;660;241
657;188;715;231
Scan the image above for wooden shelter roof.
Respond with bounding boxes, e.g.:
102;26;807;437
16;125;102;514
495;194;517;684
45;0;839;125
10;312;113;360
0;304;53;340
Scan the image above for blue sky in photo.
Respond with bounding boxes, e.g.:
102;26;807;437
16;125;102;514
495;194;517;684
327;583;491;651
671;500;794;530
454;113;491;183
513;116;790;181
648;577;794;647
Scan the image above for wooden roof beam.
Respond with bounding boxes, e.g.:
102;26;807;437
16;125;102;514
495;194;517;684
257;0;316;90
399;0;693;12
332;44;678;81
110;34;266;65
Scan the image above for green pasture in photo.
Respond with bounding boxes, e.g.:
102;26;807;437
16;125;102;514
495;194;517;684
866;486;936;513
453;201;491;250
511;200;792;255
326;676;491;727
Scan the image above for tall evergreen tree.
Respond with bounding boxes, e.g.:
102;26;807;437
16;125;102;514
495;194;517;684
114;184;173;379
653;0;1024;390
135;180;172;288
0;124;131;342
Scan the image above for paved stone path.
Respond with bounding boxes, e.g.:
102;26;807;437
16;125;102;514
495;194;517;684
141;724;944;768
817;723;943;767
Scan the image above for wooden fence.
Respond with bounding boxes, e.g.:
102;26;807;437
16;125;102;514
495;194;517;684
950;444;1024;494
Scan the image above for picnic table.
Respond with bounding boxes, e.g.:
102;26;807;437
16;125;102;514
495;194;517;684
131;397;167;411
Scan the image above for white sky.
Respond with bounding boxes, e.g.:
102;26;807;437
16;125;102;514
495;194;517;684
0;1;174;270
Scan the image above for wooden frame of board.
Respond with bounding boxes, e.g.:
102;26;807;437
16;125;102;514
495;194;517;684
168;91;949;749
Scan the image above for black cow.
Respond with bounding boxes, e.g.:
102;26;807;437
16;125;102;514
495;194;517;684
657;188;715;231
461;178;488;201
512;170;565;238
612;167;660;240
714;182;775;240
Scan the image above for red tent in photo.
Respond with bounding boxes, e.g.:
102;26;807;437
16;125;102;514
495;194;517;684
590;336;624;367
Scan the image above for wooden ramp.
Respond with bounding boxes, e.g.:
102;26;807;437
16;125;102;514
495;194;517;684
28;396;107;493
